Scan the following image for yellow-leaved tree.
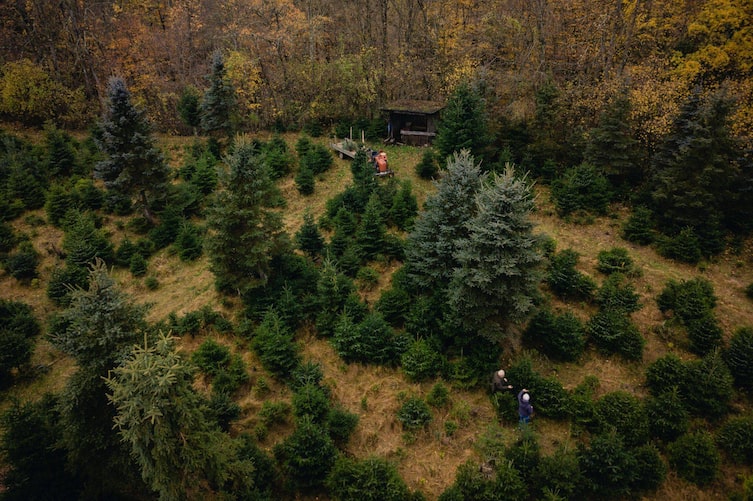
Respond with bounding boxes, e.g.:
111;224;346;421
0;59;89;127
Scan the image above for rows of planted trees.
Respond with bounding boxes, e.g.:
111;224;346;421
1;33;753;500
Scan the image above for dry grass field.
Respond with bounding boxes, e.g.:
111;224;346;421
1;130;752;499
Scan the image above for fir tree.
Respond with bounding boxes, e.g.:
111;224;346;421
449;166;544;340
415;148;439;179
389;179;418;231
62;210;114;268
356;192;387;259
6;163;45;210
189;152;219;196
205;138;290;293
314;258;356;338
93;77;169;224
175;221;203;261
274;415;337;492
177;85;201;133
404;149;485;293
0;299;40;379
434;81;491;162
350;149;379;213
725;326;753;390
295;211;325;259
45;182;77;227
525;79;570;173
551;162;612;216
200;50;237;145
129;251;148;276
295;163;315;195
0;395;82;500
43;121;78;178
650;87;753;253
48;260;149;497
105;332;254;500
253;308;302;379
584;90;643;193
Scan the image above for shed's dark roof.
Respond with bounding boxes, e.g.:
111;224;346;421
381;100;444;114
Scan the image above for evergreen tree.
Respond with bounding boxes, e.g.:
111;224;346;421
174;221;203;261
177;85;201;133
404;149;485;293
525;79;569;173
43;121;78;178
350;149;379;213
415;148;439;179
4;241;39;281
49;259;148;383
253;308;302;378
295;163;315;195
93;77;169;224
62;210;114;268
434;81;491;162
6;163;45;210
45;182;78;227
46;264;89;307
0;299;40;379
262;134;296;178
650;87;753;253
725;326;753;390
551;162;612;216
295;211;325;259
205;138;290;293
584;90;643;193
274;415;337;492
129;251;148;276
389;179;418;231
48;260;148;497
449;166;543;340
0;395;82;500
308;142;334;174
326;456;413;501
106;332;254;500
579;432;638;499
314;258;356;338
200;50;237;145
188;151;219;196
355;192;387;259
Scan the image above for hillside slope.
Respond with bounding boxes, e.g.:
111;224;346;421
1;134;752;499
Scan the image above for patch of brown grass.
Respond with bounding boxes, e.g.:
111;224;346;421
299;331;496;497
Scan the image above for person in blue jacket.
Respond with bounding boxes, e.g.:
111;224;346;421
518;389;534;425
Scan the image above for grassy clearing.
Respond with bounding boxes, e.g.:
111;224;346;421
1;131;752;499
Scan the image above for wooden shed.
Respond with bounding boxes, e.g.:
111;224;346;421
382;100;444;146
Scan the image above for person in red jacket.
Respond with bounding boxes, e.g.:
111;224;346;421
375;150;389;173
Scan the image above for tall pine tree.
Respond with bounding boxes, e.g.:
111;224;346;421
94;77;169;224
449;166;544;341
48;259;149;497
205;138;289;294
404;149;485;293
650;87;753;253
